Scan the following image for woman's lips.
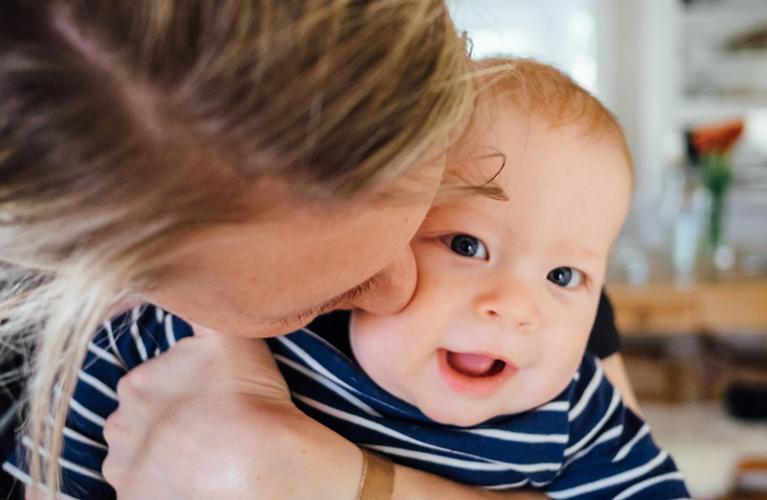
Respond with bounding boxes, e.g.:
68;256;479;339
437;348;517;398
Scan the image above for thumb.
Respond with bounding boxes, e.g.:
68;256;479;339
191;322;221;338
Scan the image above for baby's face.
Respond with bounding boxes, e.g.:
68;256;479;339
350;102;632;427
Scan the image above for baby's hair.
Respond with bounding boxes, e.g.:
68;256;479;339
439;58;633;203
477;58;634;177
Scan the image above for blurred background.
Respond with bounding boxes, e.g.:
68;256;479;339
449;1;767;498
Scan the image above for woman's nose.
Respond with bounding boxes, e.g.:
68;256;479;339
474;280;540;331
349;246;417;314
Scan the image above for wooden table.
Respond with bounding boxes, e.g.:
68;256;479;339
606;263;767;400
607;278;767;335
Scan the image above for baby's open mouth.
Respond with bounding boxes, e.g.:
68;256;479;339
445;350;507;377
437;349;516;397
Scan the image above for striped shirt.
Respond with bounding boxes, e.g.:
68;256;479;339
5;306;690;499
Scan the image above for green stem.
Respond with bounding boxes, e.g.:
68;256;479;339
708;192;724;250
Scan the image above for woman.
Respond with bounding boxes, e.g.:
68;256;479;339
0;1;634;498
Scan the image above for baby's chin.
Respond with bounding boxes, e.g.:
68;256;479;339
413;390;558;427
416;399;504;428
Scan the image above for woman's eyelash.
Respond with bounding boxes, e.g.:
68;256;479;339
278;275;380;328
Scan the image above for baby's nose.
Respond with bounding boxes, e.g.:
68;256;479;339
474;281;540;331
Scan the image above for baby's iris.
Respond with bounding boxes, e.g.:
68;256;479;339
547;267;583;288
449;234;488;260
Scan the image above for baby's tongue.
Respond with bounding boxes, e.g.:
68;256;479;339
447;351;495;376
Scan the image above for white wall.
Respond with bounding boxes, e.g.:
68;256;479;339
450;0;679;246
449;0;599;92
450;0;767;250
604;0;681;247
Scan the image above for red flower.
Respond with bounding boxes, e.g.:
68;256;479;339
692;119;745;155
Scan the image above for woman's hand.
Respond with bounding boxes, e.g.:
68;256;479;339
102;328;544;499
102;330;363;500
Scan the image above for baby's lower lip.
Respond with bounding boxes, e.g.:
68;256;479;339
437;348;517;398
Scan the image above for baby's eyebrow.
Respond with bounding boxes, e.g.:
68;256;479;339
437;149;508;201
551;243;604;263
422;206;438;223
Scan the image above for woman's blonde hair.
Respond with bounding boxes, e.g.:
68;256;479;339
0;0;474;492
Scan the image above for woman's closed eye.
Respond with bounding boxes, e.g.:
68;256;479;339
441;233;488;260
546;266;584;289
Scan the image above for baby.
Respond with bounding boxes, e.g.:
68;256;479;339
269;59;690;498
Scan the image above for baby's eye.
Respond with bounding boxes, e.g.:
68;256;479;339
547;267;583;288
445;234;488;260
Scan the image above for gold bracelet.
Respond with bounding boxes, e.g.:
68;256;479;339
356;448;394;500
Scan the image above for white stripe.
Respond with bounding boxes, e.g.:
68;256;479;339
78;370;118;401
565;390;620;456
568;362;604;422
531;478;553;488
275;355;381;417
105;320;130;370
129;321;148;362
154;306;165;323
295;394;519;465
485;478;530;490
613;471;687;500
2;462;79;500
366;445;561;473
276;336;359;394
536;401;569;412
462;428;568;444
564;425;623;468
63;426;108;450
68;398;106;427
613;424;650;462
87;341;125;371
290;329;406;415
59;455;105;482
21;436;105;481
548;450;671;499
164;313;177;347
299;326;350;356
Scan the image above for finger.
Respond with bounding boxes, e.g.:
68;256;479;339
191;321;222;338
102;411;135;487
114;341;206;401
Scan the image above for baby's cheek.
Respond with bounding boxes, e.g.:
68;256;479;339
351;313;410;374
349;312;384;361
539;343;586;399
351;314;427;404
